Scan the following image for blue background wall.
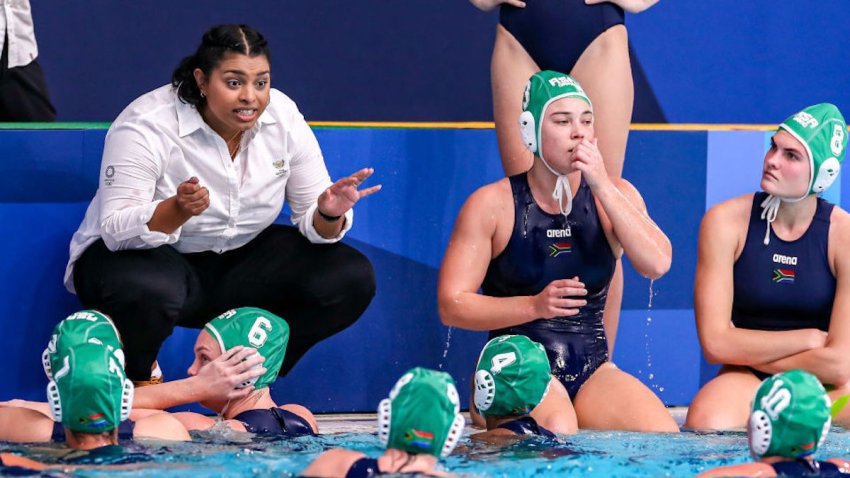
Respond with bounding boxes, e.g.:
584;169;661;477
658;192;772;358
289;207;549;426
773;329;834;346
29;1;850;124
5;125;842;413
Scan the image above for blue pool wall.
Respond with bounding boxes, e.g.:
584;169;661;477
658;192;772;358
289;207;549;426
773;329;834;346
1;125;843;413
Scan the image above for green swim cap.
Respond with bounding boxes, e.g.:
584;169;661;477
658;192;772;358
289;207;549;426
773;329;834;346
778;103;847;196
43;310;123;380
204;307;288;389
47;342;133;433
474;335;551;416
519;70;592;160
749;370;831;458
377;368;464;458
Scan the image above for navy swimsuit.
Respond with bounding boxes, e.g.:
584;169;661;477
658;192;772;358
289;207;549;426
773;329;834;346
496;416;556;438
500;0;624;75
733;192;835;380
233;407;314;437
484;173;615;398
346;457;382;478
772;458;843;476
51;419;135;443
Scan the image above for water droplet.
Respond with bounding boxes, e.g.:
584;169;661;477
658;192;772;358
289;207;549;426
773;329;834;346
438;326;454;370
648;279;655;309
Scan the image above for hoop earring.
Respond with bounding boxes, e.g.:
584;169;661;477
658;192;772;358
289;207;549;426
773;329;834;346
200;90;206;98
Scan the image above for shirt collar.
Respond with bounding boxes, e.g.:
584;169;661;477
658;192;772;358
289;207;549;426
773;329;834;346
175;97;206;138
257;104;278;127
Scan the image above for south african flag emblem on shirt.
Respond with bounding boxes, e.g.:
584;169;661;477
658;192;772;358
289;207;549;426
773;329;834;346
772;268;796;284
404;429;435;450
549;242;572;257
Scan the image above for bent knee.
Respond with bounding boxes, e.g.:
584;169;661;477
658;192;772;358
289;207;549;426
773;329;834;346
342;255;376;300
314;247;376;301
684;401;745;431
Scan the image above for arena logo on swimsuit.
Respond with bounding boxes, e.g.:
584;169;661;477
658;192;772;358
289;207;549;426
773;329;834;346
772;254;798;266
546;228;572;238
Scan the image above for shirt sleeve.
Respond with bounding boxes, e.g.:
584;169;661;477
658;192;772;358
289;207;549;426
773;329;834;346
284;109;353;243
97;123;181;251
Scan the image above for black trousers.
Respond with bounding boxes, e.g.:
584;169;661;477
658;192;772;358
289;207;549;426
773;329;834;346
73;225;376;381
0;33;56;122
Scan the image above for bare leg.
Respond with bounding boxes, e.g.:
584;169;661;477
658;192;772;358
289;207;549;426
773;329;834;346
569;24;632;178
490;25;539;177
684;365;761;430
574;362;679;432
529;376;579;435
604;261;623;355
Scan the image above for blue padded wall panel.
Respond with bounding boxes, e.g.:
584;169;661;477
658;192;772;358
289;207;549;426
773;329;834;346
314;128;504;269
628;1;850;124
0;202;90;401
613;309;700;406
621;131;707;310
705;131;768;211
0;130;104;203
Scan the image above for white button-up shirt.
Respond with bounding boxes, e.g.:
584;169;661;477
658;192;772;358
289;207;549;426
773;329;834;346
0;0;38;68
65;85;352;292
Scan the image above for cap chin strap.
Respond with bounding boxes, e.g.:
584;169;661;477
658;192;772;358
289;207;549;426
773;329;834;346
539;155;572;217
760;192;807;246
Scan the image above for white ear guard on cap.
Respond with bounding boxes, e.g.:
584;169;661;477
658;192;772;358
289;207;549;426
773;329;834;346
441;413;465;457
235;350;263;389
812;157;841;193
749;410;773;457
47;380;62;422
47;354;69;422
120;378;134;421
474;369;496;412
519;111;537;153
377;397;392;447
42;334;58;379
42;348;53;380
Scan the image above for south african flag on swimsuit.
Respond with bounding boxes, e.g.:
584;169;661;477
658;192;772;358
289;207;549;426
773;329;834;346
549;242;572;257
772;268;795;284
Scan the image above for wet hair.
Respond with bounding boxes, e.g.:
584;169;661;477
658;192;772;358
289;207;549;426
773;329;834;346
68;429;116;445
171;24;271;106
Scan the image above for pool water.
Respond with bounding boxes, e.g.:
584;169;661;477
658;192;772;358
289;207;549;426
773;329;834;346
5;414;850;477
